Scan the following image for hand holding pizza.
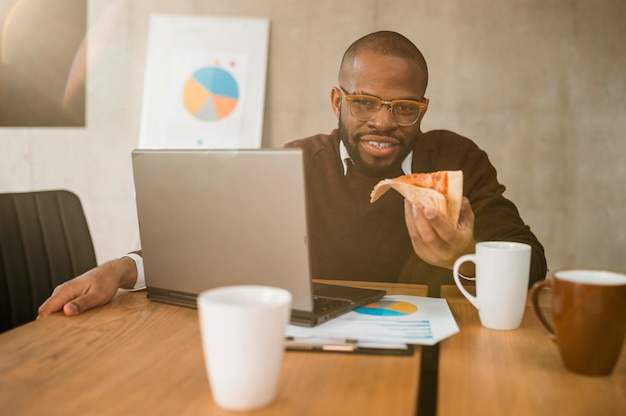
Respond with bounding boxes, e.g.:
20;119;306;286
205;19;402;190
371;170;476;270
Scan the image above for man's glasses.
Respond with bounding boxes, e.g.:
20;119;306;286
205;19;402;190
338;87;429;126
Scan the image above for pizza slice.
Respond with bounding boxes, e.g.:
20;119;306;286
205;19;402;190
370;170;464;227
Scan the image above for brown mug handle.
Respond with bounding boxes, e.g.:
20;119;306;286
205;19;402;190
529;280;557;341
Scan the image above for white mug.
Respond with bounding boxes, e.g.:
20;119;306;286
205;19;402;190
197;285;292;411
453;241;531;330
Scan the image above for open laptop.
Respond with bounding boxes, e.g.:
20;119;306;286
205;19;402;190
131;148;385;326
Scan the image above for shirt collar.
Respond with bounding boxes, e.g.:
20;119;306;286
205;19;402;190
339;140;413;175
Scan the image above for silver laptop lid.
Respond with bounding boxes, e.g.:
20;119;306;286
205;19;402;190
131;148;313;312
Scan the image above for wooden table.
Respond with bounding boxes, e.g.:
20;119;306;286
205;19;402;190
438;285;626;415
1;282;625;415
0;281;427;416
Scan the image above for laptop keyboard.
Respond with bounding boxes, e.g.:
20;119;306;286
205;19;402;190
313;296;352;314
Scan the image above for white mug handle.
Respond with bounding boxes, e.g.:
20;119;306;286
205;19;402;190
453;254;479;309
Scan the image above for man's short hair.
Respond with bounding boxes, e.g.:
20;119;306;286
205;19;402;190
340;31;429;86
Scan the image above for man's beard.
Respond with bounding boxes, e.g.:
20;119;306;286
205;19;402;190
338;120;409;177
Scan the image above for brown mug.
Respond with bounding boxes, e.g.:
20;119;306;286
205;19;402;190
530;269;626;376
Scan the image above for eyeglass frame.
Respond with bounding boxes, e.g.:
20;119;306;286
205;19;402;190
337;86;429;126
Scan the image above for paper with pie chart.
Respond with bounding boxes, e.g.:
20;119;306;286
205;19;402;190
139;15;269;149
286;295;459;346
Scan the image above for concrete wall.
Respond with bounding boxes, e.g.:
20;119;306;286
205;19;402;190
1;0;625;276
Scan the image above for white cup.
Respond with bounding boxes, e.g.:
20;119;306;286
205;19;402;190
453;241;531;330
197;285;292;411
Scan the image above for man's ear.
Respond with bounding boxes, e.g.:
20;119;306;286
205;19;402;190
330;87;342;120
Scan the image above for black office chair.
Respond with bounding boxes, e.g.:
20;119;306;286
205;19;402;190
0;190;97;332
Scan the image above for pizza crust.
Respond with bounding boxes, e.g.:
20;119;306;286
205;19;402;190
370;170;463;227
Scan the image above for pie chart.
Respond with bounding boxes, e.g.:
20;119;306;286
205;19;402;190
183;66;239;121
355;300;418;316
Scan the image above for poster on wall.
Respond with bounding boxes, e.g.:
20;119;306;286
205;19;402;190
0;0;86;127
139;15;269;149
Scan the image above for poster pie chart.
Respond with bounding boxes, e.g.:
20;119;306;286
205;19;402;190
183;66;239;121
356;300;418;316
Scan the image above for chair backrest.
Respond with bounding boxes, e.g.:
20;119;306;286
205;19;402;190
0;190;97;332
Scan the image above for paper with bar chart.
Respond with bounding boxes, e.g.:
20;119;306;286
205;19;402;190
286;295;459;346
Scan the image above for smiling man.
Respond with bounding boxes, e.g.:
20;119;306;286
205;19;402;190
38;31;546;318
284;31;546;292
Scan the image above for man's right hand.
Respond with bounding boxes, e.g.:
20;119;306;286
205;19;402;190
37;256;138;318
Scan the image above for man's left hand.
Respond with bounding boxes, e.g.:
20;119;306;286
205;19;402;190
404;197;476;269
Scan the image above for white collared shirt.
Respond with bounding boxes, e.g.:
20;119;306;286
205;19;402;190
339;141;413;175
